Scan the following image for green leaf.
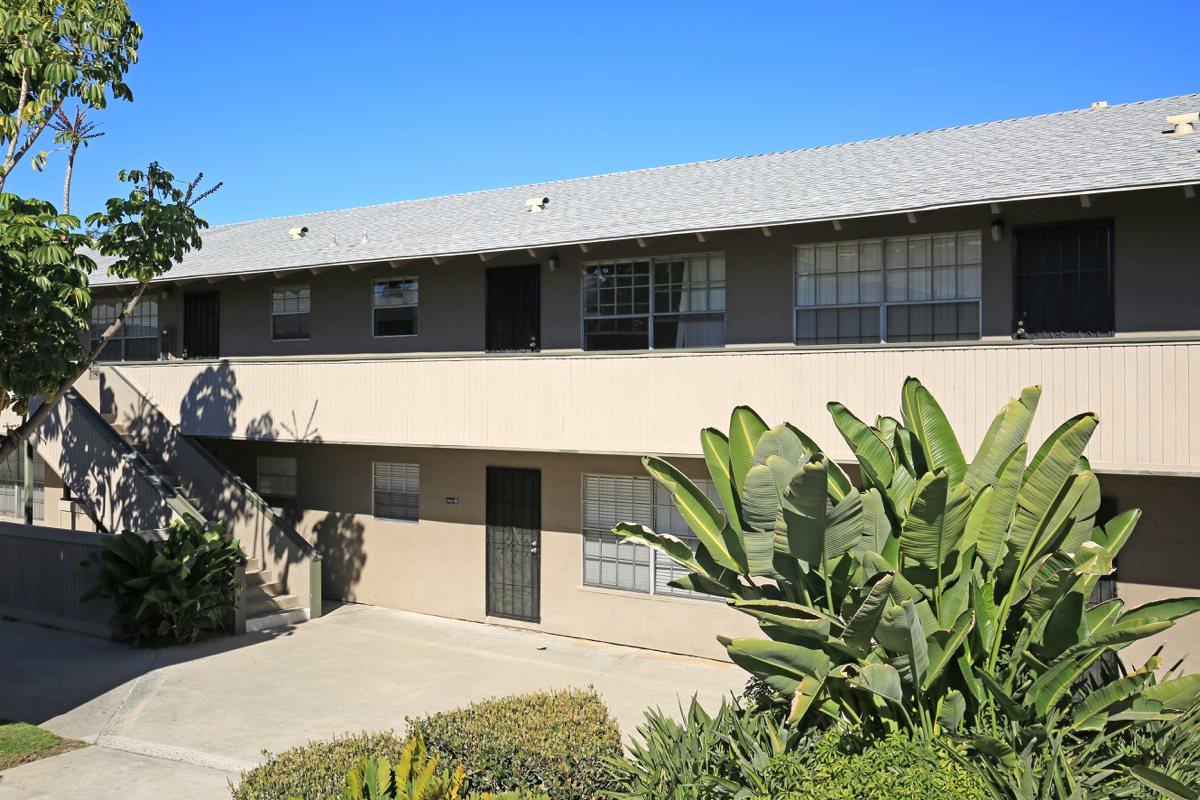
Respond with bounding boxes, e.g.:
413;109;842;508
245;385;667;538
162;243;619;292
841;573;893;652
877;600;928;686
969;736;1017;771
825;487;864;562
828;402;895;488
775;458;828;566
901;377;967;486
979;670;1030;722
1093;508;1141;556
968;443;1026;572
1143;675;1200;711
966;385;1041;493
1027;652;1103;716
614;522;704;574
937;689;967;733
1118;597;1200;629
899;471;970;568
924;611;974;690
731;598;833;642
701;428;743;534
643;456;746;573
1003;413;1099;582
1128;765;1199;800
851;662;903;704
742;463;782;575
1073;668;1155;728
1055;620;1175;663
729;406;769;495
753;424;811;467
855;488;891;557
720;637;831;699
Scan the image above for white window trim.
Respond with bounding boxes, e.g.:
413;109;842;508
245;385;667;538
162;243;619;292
792;231;983;346
579;251;726;351
371;276;419;339
371;461;420;524
578;472;720;601
270;284;312;343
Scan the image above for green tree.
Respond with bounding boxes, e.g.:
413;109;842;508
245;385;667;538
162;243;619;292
0;1;218;465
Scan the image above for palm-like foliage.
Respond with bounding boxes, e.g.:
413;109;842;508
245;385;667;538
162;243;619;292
618;379;1200;754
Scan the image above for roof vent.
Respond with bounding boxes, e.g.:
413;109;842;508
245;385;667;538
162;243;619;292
525;196;549;213
288;226;308;239
1091;100;1108;109
1166;112;1199;136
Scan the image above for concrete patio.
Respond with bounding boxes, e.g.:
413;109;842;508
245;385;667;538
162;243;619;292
0;602;744;799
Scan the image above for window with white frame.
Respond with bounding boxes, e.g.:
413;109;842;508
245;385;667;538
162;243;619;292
581;473;721;599
582;252;725;350
0;447;44;519
256;456;297;504
90;297;160;361
374;462;419;522
794;232;981;345
373;278;418;337
271;285;311;341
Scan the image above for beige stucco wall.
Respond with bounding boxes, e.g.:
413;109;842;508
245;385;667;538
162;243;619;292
198;439;760;659
92;186;1200;359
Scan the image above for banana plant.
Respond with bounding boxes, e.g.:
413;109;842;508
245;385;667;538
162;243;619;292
616;378;1200;745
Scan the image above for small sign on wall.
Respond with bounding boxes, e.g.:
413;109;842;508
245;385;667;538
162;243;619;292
444;497;459;505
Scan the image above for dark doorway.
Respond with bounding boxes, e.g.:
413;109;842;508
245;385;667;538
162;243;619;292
183;291;221;358
1013;221;1114;339
485;265;540;352
485;467;541;622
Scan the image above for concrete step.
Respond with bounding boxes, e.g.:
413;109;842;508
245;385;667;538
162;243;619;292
244;592;300;617
245;608;308;633
243;568;274;586
245;556;261;572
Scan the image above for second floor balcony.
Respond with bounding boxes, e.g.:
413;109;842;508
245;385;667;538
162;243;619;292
97;336;1200;477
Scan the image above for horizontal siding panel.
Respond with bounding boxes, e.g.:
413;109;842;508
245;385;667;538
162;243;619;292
114;340;1200;474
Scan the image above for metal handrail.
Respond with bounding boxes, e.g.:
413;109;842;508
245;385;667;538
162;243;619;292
61;388;207;524
105;366;320;561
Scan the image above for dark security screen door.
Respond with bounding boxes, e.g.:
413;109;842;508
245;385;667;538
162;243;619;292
486;467;541;622
485;265;540;352
183;290;220;358
1013;221;1114;339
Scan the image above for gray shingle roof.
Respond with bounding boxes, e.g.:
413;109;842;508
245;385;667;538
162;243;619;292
91;94;1200;286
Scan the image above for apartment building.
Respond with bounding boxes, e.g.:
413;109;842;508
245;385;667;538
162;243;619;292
6;94;1200;661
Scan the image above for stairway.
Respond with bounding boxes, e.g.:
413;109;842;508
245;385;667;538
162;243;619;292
103;412;308;633
242;555;308;632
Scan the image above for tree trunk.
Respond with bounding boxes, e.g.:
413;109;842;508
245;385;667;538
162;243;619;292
62;141;79;215
0;281;150;463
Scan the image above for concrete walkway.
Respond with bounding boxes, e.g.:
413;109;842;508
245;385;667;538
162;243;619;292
0;603;744;799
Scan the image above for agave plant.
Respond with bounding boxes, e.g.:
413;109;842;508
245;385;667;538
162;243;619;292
617;379;1200;753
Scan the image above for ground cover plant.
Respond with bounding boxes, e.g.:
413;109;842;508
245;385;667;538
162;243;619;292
83;516;243;645
0;718;85;770
617;378;1200;797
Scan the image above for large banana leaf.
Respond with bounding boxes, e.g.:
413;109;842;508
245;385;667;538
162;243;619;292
1117;597;1200;628
877;600;928;687
701;428;744;534
742;462;782;574
901;377;967;486
828;402;895;488
719;636;831;699
775;458;828;567
729;406;769;494
851;662;903;704
643;455;747;574
924;610;974;690
1129;765;1200;800
966;443;1026;572
966;385;1041;492
841;573;893;652
899;471;970;569
1142;674;1200;711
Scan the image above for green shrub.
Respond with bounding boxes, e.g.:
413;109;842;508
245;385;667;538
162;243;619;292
83;516;243;645
233;731;408;800
756;729;986;800
405;688;622;800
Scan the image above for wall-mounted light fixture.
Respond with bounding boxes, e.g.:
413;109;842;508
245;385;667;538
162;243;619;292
990;220;1006;242
548;254;560;272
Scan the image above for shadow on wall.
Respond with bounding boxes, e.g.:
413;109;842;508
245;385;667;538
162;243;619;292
40;389;174;535
308;512;368;602
178;362;242;437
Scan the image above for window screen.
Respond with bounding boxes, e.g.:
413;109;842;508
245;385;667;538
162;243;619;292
271;285;311;341
581;473;721;600
582;253;725;350
373;278;418;337
374;462;419;522
795;232;981;344
0;447;44;519
256;456;297;502
90;297;160;361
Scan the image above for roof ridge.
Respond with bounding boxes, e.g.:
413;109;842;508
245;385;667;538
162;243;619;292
202;92;1200;233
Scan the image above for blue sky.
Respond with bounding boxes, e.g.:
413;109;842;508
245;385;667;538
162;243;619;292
8;1;1199;227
